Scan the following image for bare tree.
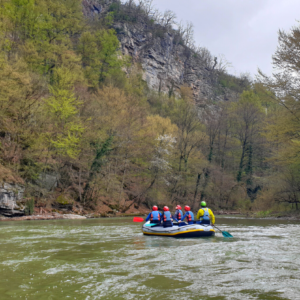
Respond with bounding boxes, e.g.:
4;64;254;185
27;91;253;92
215;54;232;73
184;21;194;47
177;21;195;47
161;10;177;28
139;0;155;17
177;21;186;38
206;113;221;163
231;92;263;183
174;87;205;172
150;8;162;23
126;0;135;9
196;46;214;69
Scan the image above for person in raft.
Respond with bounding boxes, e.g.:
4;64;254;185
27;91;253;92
196;201;215;225
145;205;162;224
173;205;183;222
162;206;173;227
180;205;194;225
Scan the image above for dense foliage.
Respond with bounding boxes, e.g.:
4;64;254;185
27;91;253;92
0;0;299;214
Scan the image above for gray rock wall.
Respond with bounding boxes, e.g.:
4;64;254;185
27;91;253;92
82;1;238;108
117;22;216;104
0;183;25;217
35;173;59;191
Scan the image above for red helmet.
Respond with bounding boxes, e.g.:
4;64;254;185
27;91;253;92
152;206;158;211
184;205;190;211
176;205;182;210
163;206;169;211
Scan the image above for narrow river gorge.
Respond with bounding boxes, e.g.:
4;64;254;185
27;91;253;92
1;217;300;299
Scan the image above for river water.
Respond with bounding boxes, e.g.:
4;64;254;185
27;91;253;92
1;217;300;300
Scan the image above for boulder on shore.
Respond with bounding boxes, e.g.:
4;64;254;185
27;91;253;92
0;183;25;217
62;214;86;220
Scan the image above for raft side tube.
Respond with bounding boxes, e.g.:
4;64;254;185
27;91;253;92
142;222;215;238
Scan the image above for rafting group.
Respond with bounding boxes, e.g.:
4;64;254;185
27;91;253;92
136;201;232;238
145;201;215;227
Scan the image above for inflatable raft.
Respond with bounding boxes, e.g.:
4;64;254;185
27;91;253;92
142;221;215;238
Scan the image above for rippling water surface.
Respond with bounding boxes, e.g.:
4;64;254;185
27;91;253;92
1;217;300;299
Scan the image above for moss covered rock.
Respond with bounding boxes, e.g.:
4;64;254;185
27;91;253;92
56;195;73;206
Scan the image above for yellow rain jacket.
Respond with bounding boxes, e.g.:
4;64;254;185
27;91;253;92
196;208;215;225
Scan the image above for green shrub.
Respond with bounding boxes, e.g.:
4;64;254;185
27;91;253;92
108;3;120;12
25;199;34;215
236;199;252;213
56;195;70;205
255;210;271;218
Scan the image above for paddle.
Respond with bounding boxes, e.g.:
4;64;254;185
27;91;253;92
133;217;160;227
214;226;233;238
133;217;144;222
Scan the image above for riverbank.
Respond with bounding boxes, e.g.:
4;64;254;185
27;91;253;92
0;213;87;221
2;209;300;222
0;211;145;222
216;210;300;221
252;210;300;220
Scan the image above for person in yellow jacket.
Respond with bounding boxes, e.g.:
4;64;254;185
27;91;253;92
196;201;215;225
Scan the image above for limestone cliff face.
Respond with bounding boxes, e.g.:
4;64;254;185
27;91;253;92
83;1;236;106
117;23;215;104
0;183;25;217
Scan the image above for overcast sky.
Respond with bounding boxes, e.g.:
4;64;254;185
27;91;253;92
150;0;300;78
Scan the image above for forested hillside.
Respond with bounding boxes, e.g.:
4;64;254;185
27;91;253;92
0;0;300;217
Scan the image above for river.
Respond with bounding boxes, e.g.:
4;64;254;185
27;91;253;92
0;217;300;300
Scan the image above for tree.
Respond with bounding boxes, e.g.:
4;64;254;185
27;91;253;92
78;29;129;87
139;0;155;17
172;87;205;172
195;47;214;70
230;91;264;183
177;21;194;47
161;10;176;29
259;25;300;166
43;65;85;160
0;57;45;177
2;0;84;74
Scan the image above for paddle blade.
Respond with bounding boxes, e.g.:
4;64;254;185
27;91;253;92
222;231;233;238
133;217;144;222
145;223;159;227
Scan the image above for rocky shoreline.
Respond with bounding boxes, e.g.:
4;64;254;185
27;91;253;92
0;210;237;222
0;213;87;221
0;210;146;221
1;209;300;222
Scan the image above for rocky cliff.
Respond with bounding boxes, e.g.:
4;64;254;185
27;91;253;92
117;23;216;104
0;183;25;217
83;0;239;107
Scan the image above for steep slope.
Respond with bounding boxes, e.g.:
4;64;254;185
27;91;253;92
82;0;240;106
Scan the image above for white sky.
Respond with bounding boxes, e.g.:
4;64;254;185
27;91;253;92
149;0;300;77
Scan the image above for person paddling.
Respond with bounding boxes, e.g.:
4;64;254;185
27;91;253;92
196;201;215;225
173;205;183;222
145;206;162;224
162;206;173;227
180;205;194;225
